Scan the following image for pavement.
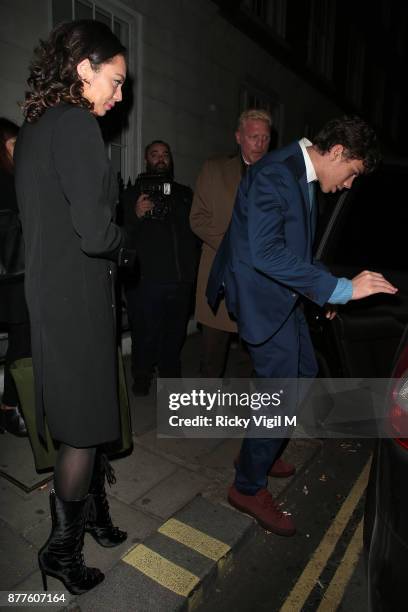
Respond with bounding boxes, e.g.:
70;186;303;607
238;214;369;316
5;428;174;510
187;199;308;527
0;331;321;612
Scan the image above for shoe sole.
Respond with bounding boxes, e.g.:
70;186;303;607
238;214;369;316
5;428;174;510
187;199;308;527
38;561;105;595
228;495;296;537
269;469;296;478
85;528;128;548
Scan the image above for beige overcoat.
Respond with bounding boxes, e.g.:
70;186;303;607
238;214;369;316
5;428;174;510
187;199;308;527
190;155;242;332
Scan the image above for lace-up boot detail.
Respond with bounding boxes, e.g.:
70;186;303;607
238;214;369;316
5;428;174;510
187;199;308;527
85;453;127;547
38;490;104;594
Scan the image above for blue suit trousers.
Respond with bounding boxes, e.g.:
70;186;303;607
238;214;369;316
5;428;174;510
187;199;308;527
234;306;317;494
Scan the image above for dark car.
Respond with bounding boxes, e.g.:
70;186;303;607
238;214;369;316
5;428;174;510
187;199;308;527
307;161;408;379
305;161;408;611
363;327;408;612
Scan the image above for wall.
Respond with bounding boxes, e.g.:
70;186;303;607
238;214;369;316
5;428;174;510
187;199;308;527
0;0;51;123
129;0;343;185
0;0;342;187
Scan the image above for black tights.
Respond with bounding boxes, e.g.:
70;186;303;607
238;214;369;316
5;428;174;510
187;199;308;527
54;444;96;501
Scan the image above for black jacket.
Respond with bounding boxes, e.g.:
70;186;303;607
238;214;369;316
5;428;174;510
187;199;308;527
122;178;199;283
15;104;124;446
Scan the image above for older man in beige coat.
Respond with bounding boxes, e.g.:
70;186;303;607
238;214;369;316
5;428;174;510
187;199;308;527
190;109;272;377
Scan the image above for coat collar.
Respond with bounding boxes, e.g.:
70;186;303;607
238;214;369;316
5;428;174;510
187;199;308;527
286;144;317;248
224;154;243;187
286;145;309;210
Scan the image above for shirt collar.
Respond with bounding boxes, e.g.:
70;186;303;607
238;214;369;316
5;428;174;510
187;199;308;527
298;137;317;184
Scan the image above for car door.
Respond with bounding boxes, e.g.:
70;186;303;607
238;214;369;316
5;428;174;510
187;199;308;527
307;163;408;378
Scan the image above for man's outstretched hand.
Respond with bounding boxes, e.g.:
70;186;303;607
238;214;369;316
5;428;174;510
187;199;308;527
351;270;398;300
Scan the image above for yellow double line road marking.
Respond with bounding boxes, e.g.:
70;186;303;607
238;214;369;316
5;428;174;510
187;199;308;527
158;518;231;560
123;460;369;604
317;519;364;611
123;544;199;597
280;458;371;612
123;518;231;597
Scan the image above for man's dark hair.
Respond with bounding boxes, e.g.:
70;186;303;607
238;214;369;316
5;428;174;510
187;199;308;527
144;140;174;178
144;139;171;158
313;115;380;173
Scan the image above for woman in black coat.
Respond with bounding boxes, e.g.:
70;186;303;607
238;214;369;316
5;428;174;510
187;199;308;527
0;118;30;436
15;20;133;594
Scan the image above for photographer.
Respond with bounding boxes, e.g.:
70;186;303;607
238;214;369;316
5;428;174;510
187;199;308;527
122;140;199;395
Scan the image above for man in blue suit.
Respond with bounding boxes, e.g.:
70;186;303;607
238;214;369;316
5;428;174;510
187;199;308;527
207;116;397;535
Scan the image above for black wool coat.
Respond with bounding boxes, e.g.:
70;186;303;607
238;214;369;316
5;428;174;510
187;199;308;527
14;104;124;447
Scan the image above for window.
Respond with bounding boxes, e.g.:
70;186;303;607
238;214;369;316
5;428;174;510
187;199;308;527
322;166;408;272
369;68;385;128
395;8;408;58
379;0;392;30
389;94;402;145
345;26;365;109
52;0;137;184
242;0;287;37
240;84;282;148
308;0;336;80
265;0;287;38
303;122;317;141
242;0;268;21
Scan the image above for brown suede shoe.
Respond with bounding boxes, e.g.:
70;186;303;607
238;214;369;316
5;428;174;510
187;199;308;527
228;485;296;536
233;456;296;478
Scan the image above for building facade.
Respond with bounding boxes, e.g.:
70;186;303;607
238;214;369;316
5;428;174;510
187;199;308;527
0;0;404;187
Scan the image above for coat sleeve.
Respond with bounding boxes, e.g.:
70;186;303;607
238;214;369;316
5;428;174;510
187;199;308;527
52;107;124;260
248;164;338;306
189;159;226;251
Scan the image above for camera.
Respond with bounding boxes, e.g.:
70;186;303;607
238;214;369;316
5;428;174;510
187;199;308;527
137;172;172;220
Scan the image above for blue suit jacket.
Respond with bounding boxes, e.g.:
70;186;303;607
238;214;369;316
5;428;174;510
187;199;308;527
206;141;338;345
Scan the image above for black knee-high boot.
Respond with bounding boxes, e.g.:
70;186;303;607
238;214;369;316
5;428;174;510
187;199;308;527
38;490;104;595
85;453;127;547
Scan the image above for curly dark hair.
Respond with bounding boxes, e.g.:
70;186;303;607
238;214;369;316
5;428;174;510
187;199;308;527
0;117;19;174
313;116;381;173
23;20;126;123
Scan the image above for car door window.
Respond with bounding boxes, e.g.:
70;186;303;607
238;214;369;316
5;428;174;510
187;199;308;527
319;165;408;271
